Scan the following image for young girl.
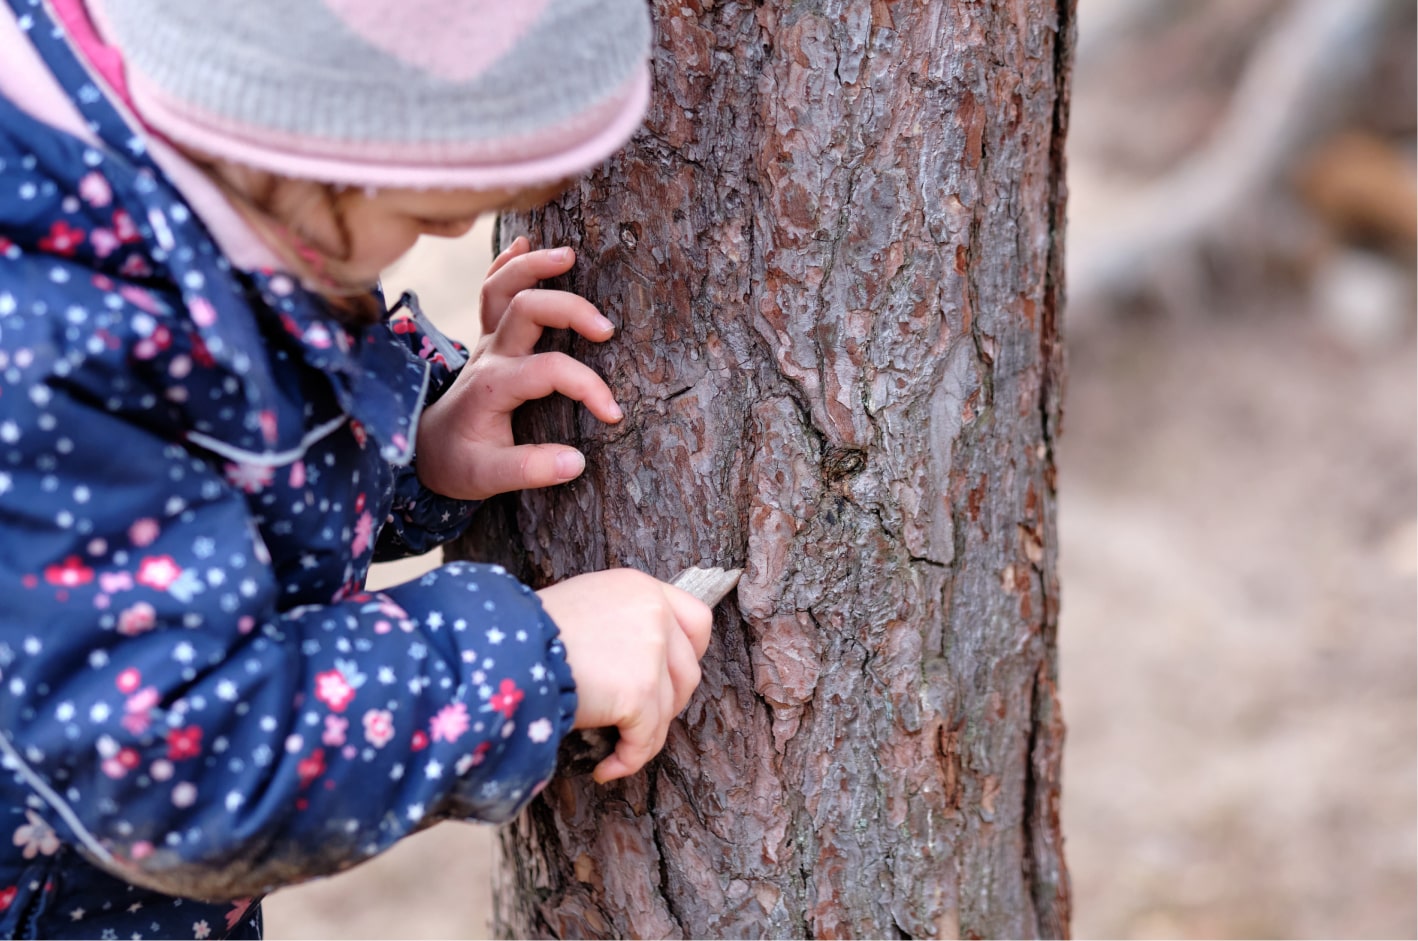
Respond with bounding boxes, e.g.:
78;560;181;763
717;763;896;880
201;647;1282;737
0;1;713;938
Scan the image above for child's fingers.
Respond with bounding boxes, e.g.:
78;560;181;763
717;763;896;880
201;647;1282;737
484;235;530;280
493;352;623;425
480;246;577;334
462;443;587;498
491;289;614;358
659;583;714;659
666;626;703;716
593;678;675;784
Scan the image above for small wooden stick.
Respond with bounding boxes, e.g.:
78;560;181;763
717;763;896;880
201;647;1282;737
556;565;742;777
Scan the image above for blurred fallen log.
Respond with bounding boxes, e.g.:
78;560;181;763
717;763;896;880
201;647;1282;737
1068;0;1391;318
1295;131;1418;253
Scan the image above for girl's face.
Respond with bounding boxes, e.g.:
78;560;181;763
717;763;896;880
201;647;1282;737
335;188;505;284
324;182;571;290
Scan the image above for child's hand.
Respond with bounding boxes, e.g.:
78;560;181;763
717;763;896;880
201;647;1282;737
415;238;623;501
538;569;714;783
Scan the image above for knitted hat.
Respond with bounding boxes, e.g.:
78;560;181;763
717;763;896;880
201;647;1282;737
88;0;652;190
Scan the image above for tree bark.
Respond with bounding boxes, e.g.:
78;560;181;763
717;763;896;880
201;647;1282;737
453;1;1073;936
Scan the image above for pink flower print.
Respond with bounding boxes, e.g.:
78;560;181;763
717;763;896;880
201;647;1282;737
116;667;141;694
166;725;202;761
258;410;278;444
348;420;367;448
132;324;173;360
296;748;326;789
225;899;255;931
363;709;394;748
118;284;161;314
350;512;374;556
44;556;94;588
193;920;211;940
127;687;159;713
99;571;133;594
488;679;525;719
417;335;446;366
411;730;429;752
314;669;355;712
430;702;470;744
289;461;306;489
189;296;217;328
136;555;182;591
89;228;120;258
112;208;140;243
224;461;274;494
101;747;140;779
116;602;157;636
0;886;15;911
13;810;59;859
78;172;112;208
118;255;151;278
122;686;160;737
303;323;333;349
38;220;84;257
128;518;159;547
390;314;417;335
469;741;491;767
322;715;348;747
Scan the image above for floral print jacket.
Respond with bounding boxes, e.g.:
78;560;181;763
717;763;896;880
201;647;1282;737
0;3;576;938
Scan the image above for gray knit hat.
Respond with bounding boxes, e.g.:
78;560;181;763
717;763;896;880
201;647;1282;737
91;0;652;189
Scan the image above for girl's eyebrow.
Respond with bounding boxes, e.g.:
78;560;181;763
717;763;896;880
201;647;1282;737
413;209;482;224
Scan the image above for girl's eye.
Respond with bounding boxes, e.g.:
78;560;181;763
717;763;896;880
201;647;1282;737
417;217;476;237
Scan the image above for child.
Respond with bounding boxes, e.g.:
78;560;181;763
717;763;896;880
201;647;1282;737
0;1;713;938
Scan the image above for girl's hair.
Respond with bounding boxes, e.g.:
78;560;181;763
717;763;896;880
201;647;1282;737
191;155;387;326
188;154;574;328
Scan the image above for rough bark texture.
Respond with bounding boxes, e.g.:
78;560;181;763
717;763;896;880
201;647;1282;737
453;1;1073;936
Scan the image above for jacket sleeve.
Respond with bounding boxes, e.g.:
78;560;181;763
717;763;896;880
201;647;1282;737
373;290;480;560
0;376;577;902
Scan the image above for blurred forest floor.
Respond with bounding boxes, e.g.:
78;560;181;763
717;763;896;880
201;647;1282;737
266;1;1417;936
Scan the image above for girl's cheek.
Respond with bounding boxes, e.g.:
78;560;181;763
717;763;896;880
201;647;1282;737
356;229;422;276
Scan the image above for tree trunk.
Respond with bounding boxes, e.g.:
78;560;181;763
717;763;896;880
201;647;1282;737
453;1;1073;936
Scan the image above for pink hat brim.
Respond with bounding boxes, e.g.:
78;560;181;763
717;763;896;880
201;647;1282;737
126;63;651;192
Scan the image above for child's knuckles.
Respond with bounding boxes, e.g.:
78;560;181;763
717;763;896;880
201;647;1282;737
506;288;536;320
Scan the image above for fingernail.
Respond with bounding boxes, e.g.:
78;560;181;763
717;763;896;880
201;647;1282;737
553;246;573;263
607;402;624;422
595;314;615;334
555;450;585;479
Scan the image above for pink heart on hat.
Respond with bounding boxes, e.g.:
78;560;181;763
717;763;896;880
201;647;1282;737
321;0;550;84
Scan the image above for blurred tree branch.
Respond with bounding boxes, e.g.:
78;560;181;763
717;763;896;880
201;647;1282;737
1068;0;1394;318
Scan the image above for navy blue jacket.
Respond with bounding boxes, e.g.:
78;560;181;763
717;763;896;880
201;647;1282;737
0;4;576;938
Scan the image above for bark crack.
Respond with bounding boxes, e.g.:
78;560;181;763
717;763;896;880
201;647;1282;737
1021;2;1074;937
646;765;689;938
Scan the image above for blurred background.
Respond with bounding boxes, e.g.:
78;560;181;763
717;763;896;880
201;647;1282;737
266;1;1417;936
